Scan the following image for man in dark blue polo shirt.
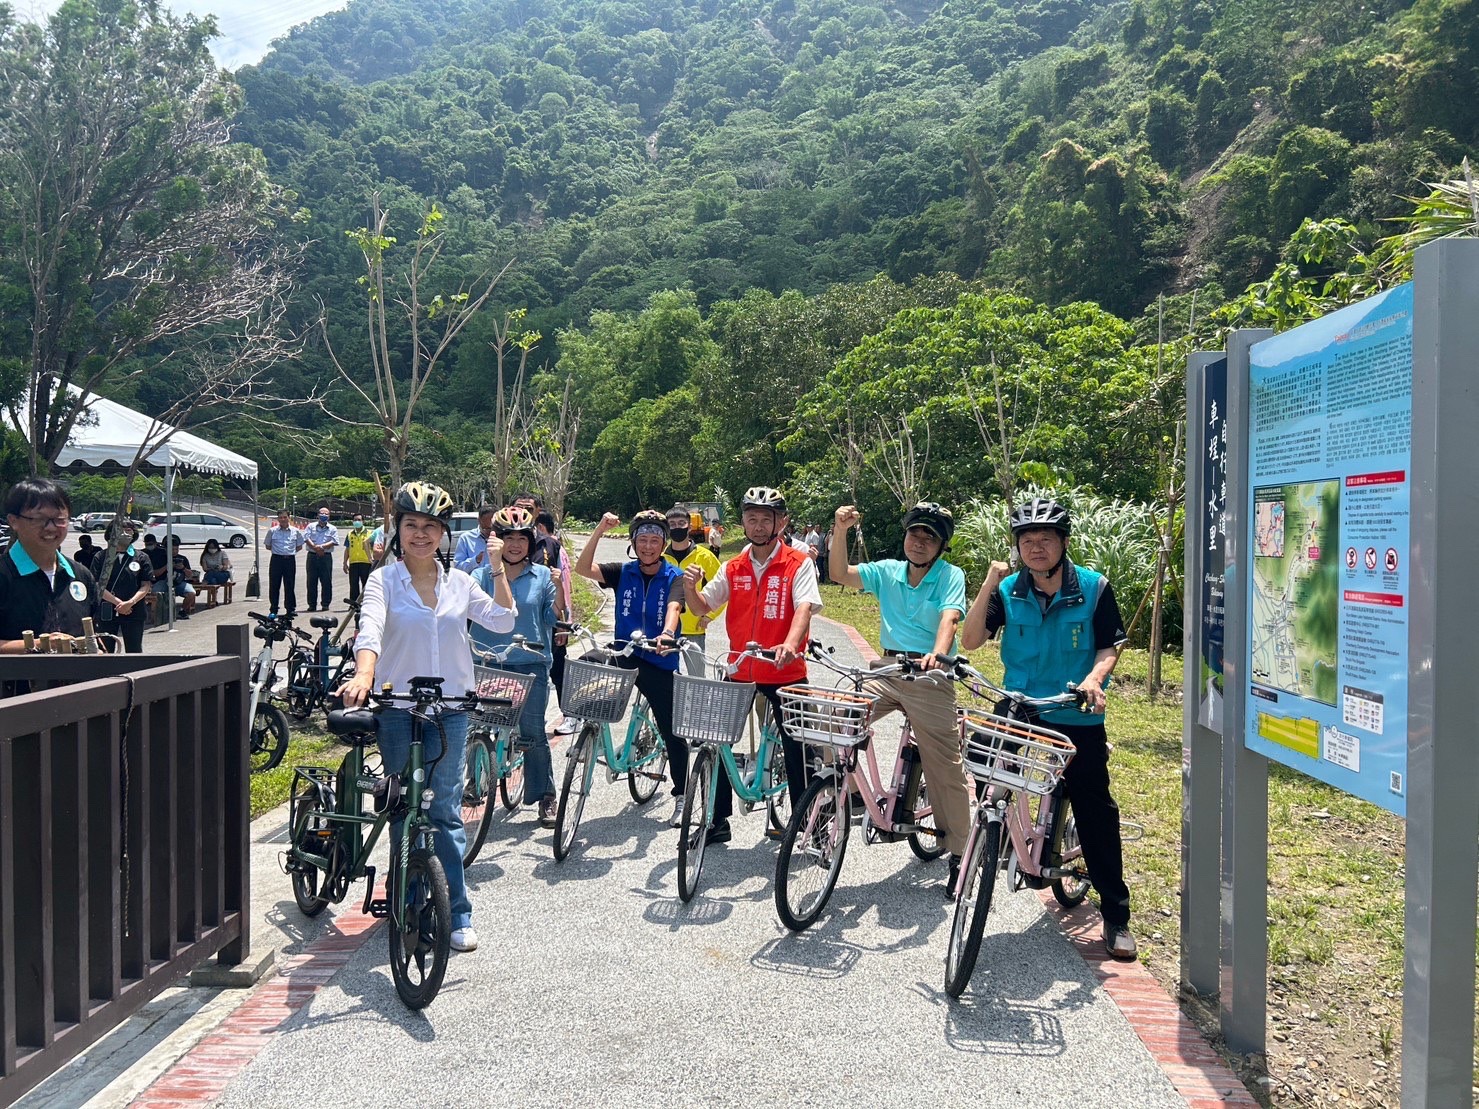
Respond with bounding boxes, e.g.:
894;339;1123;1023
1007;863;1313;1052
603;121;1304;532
0;478;100;652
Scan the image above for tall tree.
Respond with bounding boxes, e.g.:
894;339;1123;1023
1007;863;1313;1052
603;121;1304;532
0;0;298;472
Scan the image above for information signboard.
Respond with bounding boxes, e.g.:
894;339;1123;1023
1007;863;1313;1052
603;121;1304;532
1244;283;1412;815
1198;357;1228;734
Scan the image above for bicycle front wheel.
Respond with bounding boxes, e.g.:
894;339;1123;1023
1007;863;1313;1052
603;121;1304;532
774;775;850;932
498;731;526;812
387;845;451;1010
461;732;496;866
1048;792;1092;907
677;748;712;903
907;776;947;861
250;703;290;774
284;657;314;721
763;732;790;836
553;723;597;861
945;818;1000;999
626;707;667;805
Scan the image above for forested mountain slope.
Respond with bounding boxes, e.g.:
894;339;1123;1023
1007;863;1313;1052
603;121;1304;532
223;0;1477;510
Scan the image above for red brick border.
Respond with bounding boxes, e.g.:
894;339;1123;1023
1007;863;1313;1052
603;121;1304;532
131;893;384;1108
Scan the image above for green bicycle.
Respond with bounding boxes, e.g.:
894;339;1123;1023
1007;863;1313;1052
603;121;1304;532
552;627;670;862
674;642;791;903
283;676;508;1009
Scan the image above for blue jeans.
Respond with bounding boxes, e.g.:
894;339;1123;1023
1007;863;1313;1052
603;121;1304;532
375;708;472;930
505;661;553;800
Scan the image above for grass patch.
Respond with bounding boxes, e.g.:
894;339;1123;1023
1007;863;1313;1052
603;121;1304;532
815;581;1419;1105
249;718;346;819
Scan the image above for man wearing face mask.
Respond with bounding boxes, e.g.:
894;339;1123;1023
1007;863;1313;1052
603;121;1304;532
303;507;339;612
831;501;971;895
344;512;374;606
959;496;1135;960
662;504;722;677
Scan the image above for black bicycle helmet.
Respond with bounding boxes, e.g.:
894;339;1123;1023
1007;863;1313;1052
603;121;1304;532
1009;496;1071;537
740;486;787;514
630;509;670;539
491;505;536;538
903;501;955;545
392;481;454;522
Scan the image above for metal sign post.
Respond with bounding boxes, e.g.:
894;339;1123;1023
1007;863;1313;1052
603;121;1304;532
1403;238;1479;1106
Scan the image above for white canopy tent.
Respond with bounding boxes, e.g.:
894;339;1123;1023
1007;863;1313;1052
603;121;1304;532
13;388;262;630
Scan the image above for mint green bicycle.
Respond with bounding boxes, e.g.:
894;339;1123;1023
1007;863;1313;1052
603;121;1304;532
673;643;791;902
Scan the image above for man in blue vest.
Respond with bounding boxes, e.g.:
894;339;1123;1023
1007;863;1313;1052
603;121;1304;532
574;510;687;828
960;496;1136;960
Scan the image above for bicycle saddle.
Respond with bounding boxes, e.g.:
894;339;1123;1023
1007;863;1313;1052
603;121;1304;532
326;709;380;744
310;616;337;630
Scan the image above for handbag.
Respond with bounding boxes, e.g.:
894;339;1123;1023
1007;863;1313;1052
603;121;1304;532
245;569;261;598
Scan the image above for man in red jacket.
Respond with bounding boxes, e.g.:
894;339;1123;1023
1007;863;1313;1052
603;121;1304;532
686;487;822;840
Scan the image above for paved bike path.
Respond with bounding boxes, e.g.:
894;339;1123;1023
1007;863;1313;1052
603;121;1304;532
191;611;1194;1105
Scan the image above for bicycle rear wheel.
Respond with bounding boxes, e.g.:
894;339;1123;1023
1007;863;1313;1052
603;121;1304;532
677;749;712;903
288;787;331;917
498;731;526;811
944;818;1000;998
284;656;314;721
461;732;496;866
250;703;289;774
907;776;947;861
387;845;451;1010
626;705;667;805
1048;792;1092;907
553;723;596;861
774;775;850;932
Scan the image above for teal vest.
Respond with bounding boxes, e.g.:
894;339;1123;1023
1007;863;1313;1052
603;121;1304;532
997;560;1107;725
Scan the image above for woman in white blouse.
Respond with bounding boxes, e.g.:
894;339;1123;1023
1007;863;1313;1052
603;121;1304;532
338;482;516;953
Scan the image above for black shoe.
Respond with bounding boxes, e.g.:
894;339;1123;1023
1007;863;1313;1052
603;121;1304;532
946;853;962;898
1103;921;1138;960
705;820;732;845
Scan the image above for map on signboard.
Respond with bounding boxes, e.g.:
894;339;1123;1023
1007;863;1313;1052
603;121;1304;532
1251;480;1340;705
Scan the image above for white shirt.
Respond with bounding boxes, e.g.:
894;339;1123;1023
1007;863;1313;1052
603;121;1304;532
699;543;824;611
354;561;516;701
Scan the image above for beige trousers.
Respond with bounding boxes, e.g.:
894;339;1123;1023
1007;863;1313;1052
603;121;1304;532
863;671;970;858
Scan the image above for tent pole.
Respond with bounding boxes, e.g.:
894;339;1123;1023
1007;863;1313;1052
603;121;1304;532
165;461;176;631
252;477;261;582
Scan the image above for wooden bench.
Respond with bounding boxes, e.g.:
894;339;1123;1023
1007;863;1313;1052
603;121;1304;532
200;581;234;608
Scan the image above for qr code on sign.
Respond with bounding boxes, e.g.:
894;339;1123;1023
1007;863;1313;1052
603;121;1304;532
1389;771;1403;795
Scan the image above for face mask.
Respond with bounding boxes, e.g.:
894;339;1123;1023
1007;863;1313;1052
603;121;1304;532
353;519;364;530
318;516;330;525
669;526;689;542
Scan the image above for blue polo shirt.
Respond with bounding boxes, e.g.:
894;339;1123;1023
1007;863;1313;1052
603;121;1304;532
857;557;967;655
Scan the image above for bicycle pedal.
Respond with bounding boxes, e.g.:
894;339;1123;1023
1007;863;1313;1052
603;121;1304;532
367;898;390;918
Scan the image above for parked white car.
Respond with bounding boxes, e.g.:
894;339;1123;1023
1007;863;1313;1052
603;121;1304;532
445;511;482;556
144;511;252;547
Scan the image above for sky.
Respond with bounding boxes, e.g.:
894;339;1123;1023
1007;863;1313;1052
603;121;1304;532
15;0;352;69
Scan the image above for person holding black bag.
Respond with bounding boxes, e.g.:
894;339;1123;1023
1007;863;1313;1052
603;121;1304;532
92;519;150;652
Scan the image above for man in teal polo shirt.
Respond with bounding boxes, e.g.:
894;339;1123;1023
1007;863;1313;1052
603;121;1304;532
829;500;971;893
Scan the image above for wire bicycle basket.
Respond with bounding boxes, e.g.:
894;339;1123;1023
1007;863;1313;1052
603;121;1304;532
777;684;876;750
471;665;537;729
958;709;1076;796
673;674;757;746
562;655;640;723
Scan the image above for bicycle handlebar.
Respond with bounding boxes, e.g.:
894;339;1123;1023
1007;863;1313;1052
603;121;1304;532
474;635;548;663
942;656;1086;711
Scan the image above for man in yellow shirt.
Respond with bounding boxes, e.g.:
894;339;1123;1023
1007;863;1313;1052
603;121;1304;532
343;512;375;605
664;504;723;676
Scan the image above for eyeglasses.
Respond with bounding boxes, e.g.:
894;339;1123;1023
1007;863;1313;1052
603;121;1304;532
17;512;70;529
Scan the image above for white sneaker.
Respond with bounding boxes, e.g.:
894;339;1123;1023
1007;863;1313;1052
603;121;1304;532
668;796;685;827
450;926;479;952
553;718;579;736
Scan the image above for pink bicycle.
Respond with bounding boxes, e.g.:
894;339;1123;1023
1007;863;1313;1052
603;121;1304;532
942;657;1089;998
772;643;948;932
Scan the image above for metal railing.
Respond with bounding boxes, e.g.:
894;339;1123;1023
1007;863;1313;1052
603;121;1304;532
0;625;251;1107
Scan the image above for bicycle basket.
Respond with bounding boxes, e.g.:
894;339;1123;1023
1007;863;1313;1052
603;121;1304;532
561;656;639;724
471;665;537;728
777;684;876;750
673;674;757;746
958;709;1076;796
